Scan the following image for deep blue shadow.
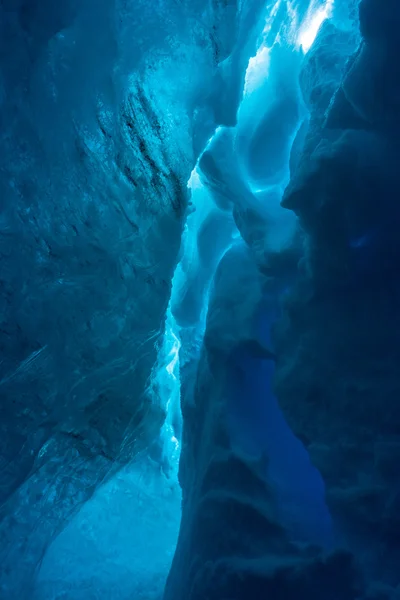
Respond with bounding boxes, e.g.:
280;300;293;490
227;299;333;549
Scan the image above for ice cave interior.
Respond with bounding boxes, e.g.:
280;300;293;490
1;0;400;598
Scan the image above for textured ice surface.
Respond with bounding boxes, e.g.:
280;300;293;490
164;2;360;599
276;0;400;595
0;0;270;595
5;0;400;598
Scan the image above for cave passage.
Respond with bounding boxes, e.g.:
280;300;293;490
1;0;400;599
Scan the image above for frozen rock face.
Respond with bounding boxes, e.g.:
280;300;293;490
276;0;400;595
0;0;268;596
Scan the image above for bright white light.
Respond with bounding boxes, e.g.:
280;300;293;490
244;46;271;96
243;0;282;97
187;167;202;190
166;329;181;378
261;0;283;36
298;0;334;53
157;312;182;471
171;436;179;449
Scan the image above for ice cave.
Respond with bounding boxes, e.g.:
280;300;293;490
1;0;400;598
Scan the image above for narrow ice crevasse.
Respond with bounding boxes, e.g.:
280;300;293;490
161;0;338;475
163;6;351;599
162;0;340;498
34;2;342;598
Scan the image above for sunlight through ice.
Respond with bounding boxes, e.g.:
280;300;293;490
298;0;335;53
244;0;281;95
166;328;180;378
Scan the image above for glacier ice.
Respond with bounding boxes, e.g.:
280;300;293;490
0;0;268;595
2;0;400;598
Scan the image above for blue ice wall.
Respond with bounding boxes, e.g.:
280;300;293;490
164;3;366;600
200;0;342;551
0;0;271;596
275;0;400;596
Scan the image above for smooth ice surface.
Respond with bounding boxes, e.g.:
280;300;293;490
37;261;184;599
36;457;181;600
